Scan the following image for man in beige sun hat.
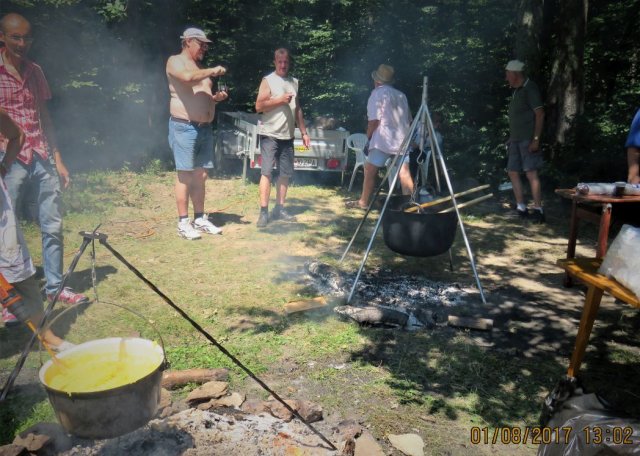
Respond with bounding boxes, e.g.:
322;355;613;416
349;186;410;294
347;64;412;209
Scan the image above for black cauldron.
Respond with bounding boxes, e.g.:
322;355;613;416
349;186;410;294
382;195;458;257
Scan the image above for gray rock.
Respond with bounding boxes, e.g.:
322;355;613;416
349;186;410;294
387;433;424;456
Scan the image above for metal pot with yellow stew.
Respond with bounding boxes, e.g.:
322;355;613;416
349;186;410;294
39;336;166;439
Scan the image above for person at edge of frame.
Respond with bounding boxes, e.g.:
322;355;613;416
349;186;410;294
1;107;75;352
0;13;89;308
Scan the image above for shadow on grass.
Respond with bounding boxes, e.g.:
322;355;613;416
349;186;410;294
253;189;640;429
62;265;119;294
208;211;250;227
0;382;50;445
0;301;92;359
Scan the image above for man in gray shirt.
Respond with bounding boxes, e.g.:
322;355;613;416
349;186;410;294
505;59;545;223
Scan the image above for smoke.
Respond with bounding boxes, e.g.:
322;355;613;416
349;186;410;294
18;3;174;172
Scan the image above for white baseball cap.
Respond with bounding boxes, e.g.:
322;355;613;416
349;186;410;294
180;27;212;43
505;59;525;72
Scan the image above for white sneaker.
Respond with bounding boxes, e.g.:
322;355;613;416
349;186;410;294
193;216;222;235
177;218;202;240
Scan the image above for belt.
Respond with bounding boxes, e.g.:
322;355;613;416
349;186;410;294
170;116;211;128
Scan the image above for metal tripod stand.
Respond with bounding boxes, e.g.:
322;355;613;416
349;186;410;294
1;228;337;450
340;76;487;306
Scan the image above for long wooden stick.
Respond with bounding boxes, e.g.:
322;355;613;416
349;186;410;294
26;320;66;367
404;184;490;213
438;193;493;213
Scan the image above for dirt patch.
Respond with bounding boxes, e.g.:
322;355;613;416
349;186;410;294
53;409;339;456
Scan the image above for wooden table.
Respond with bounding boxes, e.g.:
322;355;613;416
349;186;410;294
556;257;640;377
555;189;640;286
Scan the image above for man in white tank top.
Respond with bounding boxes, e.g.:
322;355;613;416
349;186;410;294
254;48;310;228
166;27;228;240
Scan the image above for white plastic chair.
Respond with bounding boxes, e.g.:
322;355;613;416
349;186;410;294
347;133;368;192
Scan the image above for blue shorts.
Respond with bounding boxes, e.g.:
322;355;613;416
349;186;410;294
366;148;410;168
507;140;543;172
168;119;214;171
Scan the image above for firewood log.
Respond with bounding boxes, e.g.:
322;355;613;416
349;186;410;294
161;368;229;389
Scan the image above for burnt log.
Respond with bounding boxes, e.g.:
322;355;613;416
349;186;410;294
334;305;409;327
305;261;346;291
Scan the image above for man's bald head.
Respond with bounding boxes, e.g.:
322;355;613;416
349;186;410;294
0;13;30;33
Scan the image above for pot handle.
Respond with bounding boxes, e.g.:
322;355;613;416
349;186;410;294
400;201;425;214
38;300;168;369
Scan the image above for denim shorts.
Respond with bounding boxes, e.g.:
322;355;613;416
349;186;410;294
507;140;543;172
168;119;214;171
259;135;294;178
366;148;410;168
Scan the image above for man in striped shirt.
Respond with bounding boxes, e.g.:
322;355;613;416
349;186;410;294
0;13;88;306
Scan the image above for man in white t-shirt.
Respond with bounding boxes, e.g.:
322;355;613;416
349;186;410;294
348;64;412;209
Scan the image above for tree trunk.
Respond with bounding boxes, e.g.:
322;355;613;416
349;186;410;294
515;0;544;78
546;0;588;149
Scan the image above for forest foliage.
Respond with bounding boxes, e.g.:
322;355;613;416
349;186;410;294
2;0;639;188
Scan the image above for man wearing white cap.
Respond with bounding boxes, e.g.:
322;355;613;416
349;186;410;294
347;64;412;209
166;27;228;240
505;59;545;223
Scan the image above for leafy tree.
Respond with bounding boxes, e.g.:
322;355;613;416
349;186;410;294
1;0;638;185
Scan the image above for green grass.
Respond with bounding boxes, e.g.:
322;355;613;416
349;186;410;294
2;169;640;454
0;395;55;443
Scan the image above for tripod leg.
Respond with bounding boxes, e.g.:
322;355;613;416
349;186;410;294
1;234;93;402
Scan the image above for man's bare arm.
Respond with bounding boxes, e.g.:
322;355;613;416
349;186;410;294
39;101;70;189
255;78;292;113
628;147;640;184
367;120;380;140
166;56;225;84
529;107;544;152
294;102;310;148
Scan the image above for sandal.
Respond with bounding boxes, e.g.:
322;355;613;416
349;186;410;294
345;200;367;210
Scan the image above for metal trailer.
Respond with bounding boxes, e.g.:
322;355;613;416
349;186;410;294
214;111;350;181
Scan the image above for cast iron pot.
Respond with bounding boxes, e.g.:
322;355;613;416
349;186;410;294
382;195;458;257
39;337;166;439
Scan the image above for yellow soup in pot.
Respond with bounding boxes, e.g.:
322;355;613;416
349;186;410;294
43;338;163;393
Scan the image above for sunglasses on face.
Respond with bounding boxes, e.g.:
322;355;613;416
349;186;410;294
191;39;208;50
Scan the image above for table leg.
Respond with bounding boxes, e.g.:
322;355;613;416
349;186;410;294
564;200;579;287
596;203;612;258
567;285;604;378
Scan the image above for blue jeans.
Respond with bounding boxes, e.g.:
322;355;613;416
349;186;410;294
2;155;63;295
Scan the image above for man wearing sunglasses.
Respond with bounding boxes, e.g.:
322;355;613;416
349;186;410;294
166;27;228;240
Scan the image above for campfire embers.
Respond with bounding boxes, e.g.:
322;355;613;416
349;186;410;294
305;261;475;329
